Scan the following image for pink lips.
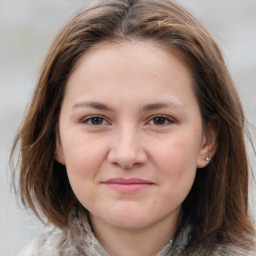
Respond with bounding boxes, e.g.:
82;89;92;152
102;178;153;193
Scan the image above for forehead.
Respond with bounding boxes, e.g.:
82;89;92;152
67;40;192;85
62;40;199;116
70;39;192;78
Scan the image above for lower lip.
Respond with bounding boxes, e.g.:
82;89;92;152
103;183;153;193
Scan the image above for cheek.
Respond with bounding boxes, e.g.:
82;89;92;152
153;138;198;207
62;136;108;207
62;133;107;179
151;132;201;193
154;134;200;170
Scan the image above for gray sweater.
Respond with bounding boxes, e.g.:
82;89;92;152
18;211;256;256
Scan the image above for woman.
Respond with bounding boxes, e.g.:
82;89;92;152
12;0;255;255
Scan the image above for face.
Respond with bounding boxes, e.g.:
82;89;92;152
57;41;214;232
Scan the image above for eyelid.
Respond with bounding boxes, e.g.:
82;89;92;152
79;114;175;126
146;114;175;125
81;115;110;125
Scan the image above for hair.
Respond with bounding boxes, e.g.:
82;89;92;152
11;0;255;253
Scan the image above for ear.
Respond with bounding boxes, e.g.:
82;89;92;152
55;143;66;166
197;117;218;168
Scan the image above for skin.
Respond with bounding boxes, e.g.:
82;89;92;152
57;40;217;256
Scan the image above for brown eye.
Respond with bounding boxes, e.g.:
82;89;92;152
153;116;167;125
90;117;104;125
82;116;107;125
149;115;174;126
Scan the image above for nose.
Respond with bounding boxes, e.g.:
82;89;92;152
107;125;148;169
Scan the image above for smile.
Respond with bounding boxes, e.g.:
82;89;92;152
102;178;154;193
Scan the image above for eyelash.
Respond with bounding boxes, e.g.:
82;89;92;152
81;115;109;126
81;115;174;127
147;115;175;126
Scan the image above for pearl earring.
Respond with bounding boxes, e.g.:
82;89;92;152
205;156;211;161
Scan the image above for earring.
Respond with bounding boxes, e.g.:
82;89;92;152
205;156;211;161
57;149;62;159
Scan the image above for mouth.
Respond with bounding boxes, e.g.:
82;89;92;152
102;178;154;193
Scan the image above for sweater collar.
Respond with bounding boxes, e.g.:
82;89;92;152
68;209;193;256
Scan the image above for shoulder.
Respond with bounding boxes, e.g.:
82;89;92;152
192;243;256;256
212;244;256;256
17;241;34;256
17;230;67;256
187;239;256;256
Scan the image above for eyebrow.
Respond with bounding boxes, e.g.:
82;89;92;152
72;101;184;112
142;102;183;112
72;101;113;111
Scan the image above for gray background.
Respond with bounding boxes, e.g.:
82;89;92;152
1;0;255;255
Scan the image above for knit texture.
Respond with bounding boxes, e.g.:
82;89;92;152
18;210;256;256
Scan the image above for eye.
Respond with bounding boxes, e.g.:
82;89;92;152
148;115;174;126
82;116;108;126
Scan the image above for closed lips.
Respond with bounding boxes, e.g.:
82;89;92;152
103;178;153;184
102;178;154;193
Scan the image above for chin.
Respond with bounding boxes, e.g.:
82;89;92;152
104;207;164;231
109;216;153;231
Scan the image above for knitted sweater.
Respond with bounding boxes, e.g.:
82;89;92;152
18;211;256;256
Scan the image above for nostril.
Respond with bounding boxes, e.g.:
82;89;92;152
110;159;137;169
108;148;147;169
107;131;148;169
109;154;148;169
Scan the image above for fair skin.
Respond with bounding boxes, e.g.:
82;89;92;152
56;40;217;256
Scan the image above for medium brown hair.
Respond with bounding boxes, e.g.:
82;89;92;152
11;0;255;252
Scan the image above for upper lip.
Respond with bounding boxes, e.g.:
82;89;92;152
102;178;153;184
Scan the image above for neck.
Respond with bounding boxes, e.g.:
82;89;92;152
89;214;179;256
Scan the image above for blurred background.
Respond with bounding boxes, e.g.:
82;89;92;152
0;0;255;255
